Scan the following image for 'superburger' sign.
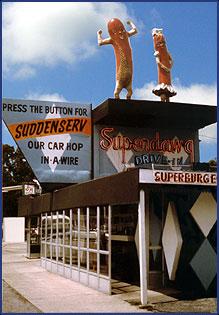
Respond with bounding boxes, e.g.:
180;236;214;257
139;169;217;186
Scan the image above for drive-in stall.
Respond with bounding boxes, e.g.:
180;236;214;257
18;99;217;303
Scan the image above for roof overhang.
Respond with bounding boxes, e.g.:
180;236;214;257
93;98;217;130
18;168;217;217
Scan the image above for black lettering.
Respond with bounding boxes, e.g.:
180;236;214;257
15;124;22;139
29;123;37;136
66;119;74;132
44;121;51;134
36;122;44;135
58;119;66;132
71;119;80;131
50;120;59;133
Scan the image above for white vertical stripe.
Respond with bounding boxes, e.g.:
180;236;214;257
138;190;148;305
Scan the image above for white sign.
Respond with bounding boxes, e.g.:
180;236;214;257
139;169;217;186
23;184;36;195
3;98;92;183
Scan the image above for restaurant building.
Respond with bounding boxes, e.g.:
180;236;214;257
18;99;217;304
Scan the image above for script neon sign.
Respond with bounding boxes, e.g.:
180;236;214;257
99;128;194;163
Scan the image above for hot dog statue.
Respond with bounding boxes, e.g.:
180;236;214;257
152;28;176;102
97;18;137;99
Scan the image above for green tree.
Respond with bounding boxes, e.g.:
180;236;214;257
2;145;35;217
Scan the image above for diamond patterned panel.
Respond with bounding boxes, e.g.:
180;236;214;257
190;239;217;291
38;104;71;173
134;221;139;258
162;202;183;280
190;192;216;237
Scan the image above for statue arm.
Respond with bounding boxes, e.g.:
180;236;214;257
127;20;138;37
155;54;171;73
97;30;112;46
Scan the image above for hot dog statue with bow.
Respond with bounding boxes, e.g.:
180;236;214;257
152;28;176;102
97;18;137;99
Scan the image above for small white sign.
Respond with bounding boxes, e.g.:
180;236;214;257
23;184;36;195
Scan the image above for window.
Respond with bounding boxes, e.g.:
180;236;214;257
41;206;111;293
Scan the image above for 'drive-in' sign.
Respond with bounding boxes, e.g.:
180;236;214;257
3;98;92;183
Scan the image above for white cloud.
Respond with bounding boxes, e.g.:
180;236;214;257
133;82;217;144
13;65;36;79
150;8;164;28
25;92;68;102
3;2;130;78
199;124;217;144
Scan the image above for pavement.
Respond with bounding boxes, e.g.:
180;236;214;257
2;242;217;313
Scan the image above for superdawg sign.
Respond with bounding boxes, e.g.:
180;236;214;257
99;127;194;165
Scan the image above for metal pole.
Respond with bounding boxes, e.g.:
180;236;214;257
138;189;148;305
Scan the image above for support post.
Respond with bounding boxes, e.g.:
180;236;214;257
138;189;148;305
27;216;31;258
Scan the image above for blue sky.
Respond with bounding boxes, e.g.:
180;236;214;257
2;1;217;161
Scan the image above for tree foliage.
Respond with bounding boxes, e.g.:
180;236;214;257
2;145;35;217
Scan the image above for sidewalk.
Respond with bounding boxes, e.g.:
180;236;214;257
2;242;178;313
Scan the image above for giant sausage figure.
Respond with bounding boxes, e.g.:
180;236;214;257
152;28;176;102
97;18;137;99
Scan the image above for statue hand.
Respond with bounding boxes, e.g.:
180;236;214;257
97;29;102;35
127;20;132;25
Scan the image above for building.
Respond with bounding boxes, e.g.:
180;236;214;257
18;99;217;304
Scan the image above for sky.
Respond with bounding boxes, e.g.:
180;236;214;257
2;1;217;162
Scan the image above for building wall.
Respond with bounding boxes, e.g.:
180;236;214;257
144;188;217;296
3;217;25;243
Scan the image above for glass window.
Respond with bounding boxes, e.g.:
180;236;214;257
100;206;109;251
72;209;78;247
89;252;97;273
41;214;46;241
100;254;108;276
46;244;51;259
80;208;87;248
64;210;71;246
89;207;97;249
51;213;56;244
57;246;63;263
111;205;137;235
47;215;51;242
41;243;45;257
80;250;87;270
64;247;71;265
51;245;56;260
72;248;78;267
57;211;64;245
